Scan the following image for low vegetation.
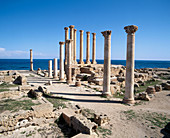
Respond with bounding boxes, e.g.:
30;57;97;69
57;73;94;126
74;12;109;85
97;126;112;138
0;82;18;88
135;80;161;94
0;98;39;113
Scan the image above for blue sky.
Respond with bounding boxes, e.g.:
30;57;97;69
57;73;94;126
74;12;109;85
0;0;170;60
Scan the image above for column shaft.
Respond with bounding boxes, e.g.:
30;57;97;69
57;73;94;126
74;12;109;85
30;49;33;71
53;58;58;79
86;32;91;64
79;30;84;64
69;25;75;64
123;25;138;104
64;27;69;65
92;33;97;64
66;39;73;84
59;42;65;81
73;29;77;64
48;60;52;78
102;31;112;96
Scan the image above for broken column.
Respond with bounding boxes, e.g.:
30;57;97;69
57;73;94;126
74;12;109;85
101;30;112;96
59;41;65;81
64;27;69;66
66;39;73;84
48;60;52;78
123;25;138;104
79;30;84;64
86;31;91;64
69;25;75;63
73;29;77;64
92;33;97;64
30;49;33;71
53;58;58;79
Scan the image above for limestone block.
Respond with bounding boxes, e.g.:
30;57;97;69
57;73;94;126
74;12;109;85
4;76;13;83
28;89;43;99
13;76;27;85
37;68;41;74
137;92;150;101
75;80;81;87
31;103;53;118
94;113;109;126
146;86;156;94
155;85;162;92
164;83;170;90
38;86;50;94
80;67;93;74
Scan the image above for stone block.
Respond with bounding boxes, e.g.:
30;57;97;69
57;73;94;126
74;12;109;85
155;85;162;92
94;113;109;126
13;76;27;85
4;76;13;83
137;92;150;101
146;86;156;94
28;89;43;99
38;86;50;94
164;83;170;90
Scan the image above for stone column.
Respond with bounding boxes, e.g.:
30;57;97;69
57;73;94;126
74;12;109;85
86;31;91;64
69;25;75;64
101;30;112;96
48;60;52;78
66;39;73;84
92;33;97;64
64;27;69;65
123;25;138;104
30;49;33;71
53;58;58;79
59;42;65;81
79;30;84;64
73;29;77;64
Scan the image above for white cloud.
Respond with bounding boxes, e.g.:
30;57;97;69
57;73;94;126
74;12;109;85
0;48;5;52
0;47;45;58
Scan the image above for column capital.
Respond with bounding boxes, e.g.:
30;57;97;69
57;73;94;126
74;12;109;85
92;33;96;36
59;42;65;45
79;30;84;33
124;25;138;34
69;25;75;29
101;30;112;37
30;49;32;51
64;27;69;30
66;39;73;43
74;29;77;32
86;31;90;34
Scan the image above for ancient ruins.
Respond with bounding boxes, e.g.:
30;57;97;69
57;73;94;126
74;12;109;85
0;25;170;138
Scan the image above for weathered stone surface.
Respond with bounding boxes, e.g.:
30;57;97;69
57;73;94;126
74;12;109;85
155;85;162;92
72;133;97;138
37;68;41;74
164;83;170;90
80;67;93;74
4;76;13;83
0;91;20;99
146;86;156;94
38;86;50;94
137;92;150;101
75;80;81;87
13;76;27;85
28;89;43;99
31;103;53;118
94;113;109;126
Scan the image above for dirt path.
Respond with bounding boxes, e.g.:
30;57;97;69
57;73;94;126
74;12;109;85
20;71;170;138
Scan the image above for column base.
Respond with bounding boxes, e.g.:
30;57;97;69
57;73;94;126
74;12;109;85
122;98;135;104
73;61;77;65
48;76;53;78
67;80;72;85
102;91;112;97
85;61;91;64
60;78;65;82
53;77;58;80
79;61;84;64
92;61;97;64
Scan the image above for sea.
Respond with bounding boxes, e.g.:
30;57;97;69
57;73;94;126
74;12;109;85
0;59;169;71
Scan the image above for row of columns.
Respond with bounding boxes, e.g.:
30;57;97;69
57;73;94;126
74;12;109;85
30;25;138;104
64;25;97;66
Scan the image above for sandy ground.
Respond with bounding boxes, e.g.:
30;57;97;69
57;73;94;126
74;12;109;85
17;70;170;138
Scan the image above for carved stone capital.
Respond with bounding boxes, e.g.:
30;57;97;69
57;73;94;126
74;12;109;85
30;49;32;51
124;25;138;34
66;39;73;43
79;30;84;33
64;27;69;30
86;31;90;34
74;29;77;32
59;42;65;45
101;30;112;37
69;25;75;29
92;33;96;36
